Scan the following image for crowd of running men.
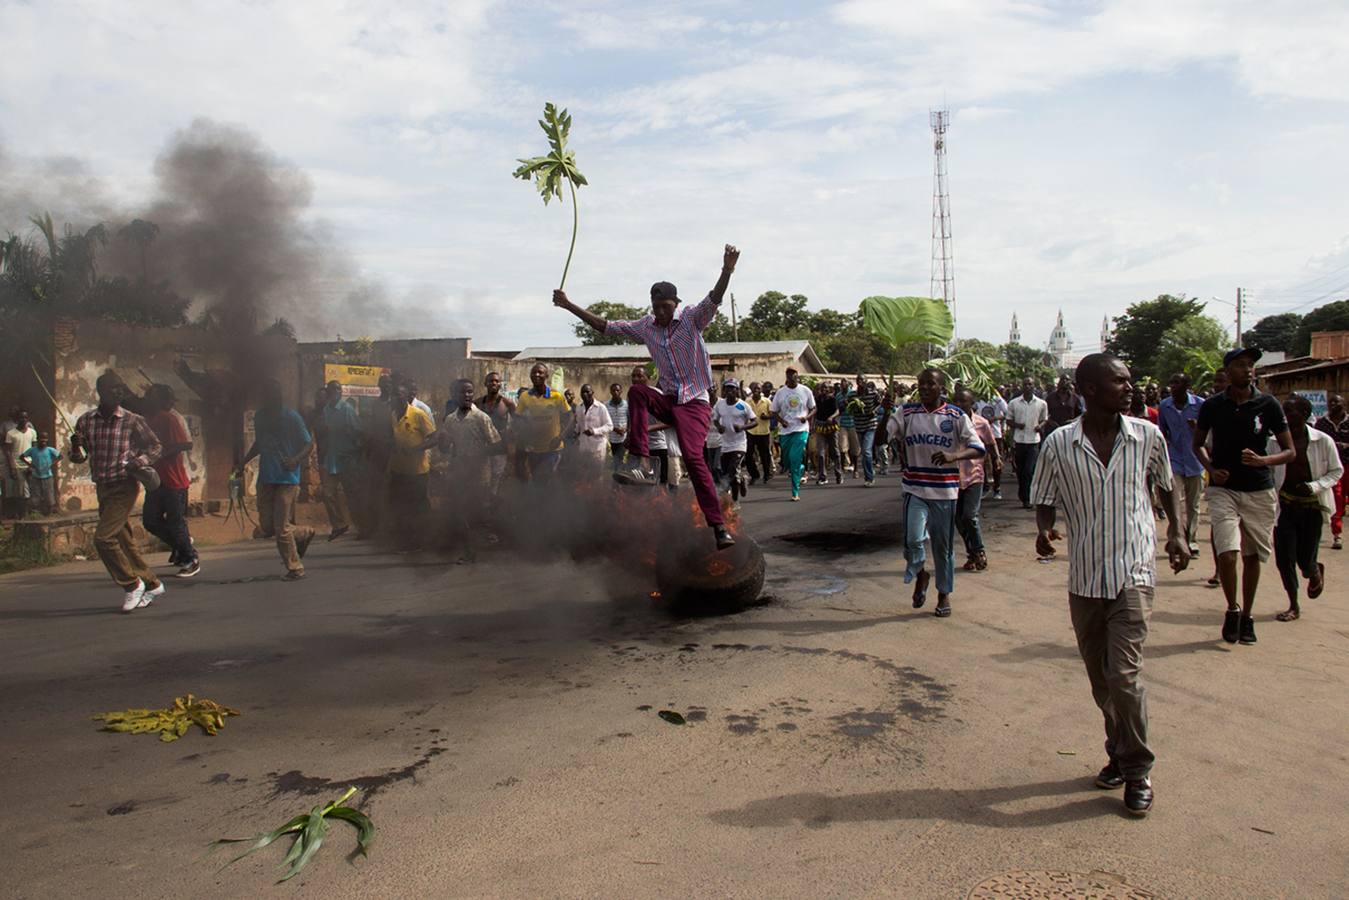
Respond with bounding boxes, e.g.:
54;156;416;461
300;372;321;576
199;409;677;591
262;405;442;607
16;243;1348;821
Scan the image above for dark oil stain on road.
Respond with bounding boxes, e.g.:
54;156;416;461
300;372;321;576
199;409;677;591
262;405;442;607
829;710;895;738
725;714;761;735
777;525;900;554
266;747;446;798
107;801;137;816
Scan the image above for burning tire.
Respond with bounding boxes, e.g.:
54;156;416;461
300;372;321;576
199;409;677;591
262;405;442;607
655;536;766;616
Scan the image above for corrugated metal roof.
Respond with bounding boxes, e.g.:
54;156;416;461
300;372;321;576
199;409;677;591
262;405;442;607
514;341;824;371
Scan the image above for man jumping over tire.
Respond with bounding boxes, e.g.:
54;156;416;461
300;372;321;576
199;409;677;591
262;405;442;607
553;244;740;550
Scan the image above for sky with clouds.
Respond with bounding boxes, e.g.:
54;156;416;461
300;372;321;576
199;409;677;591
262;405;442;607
3;0;1349;353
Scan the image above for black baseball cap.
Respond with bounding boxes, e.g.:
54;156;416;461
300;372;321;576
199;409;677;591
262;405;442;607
1223;347;1262;367
650;281;679;302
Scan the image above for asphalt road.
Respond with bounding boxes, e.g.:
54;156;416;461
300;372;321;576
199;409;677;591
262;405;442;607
4;468;1348;898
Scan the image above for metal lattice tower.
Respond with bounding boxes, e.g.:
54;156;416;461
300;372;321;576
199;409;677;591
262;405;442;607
930;108;955;342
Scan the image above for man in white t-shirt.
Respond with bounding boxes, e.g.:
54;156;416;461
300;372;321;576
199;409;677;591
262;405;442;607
770;367;816;500
713;380;757;507
3;409;37;519
1006;376;1049;509
979;391;1009;500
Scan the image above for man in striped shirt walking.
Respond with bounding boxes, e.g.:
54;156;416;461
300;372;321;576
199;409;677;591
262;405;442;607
553;244;740;550
890;368;984;617
1030;353;1189;817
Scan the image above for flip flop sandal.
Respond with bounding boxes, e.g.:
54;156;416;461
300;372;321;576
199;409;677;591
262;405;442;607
1276;609;1300;622
1308;563;1325;599
963;559;979;571
912;571;929;609
934;603;952;618
975;553;988;571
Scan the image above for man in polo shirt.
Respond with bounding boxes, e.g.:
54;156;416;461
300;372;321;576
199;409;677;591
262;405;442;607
70;371;166;611
142;384;200;577
891;368;984;618
553;243;741;549
606;382;629;471
237;379;316;580
515;363;570;481
1157;373;1206;555
1193;348;1295;645
1031;353;1189;817
1006;376;1049;509
388;380;436;550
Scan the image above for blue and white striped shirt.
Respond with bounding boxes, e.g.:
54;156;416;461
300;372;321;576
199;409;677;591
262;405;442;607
1030;415;1173;599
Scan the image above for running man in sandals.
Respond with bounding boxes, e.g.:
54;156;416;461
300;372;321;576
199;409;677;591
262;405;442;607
553;244;740;550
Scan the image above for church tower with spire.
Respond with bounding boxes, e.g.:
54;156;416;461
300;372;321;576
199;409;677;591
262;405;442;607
1048;310;1073;369
1009;312;1021;345
1100;315;1112;352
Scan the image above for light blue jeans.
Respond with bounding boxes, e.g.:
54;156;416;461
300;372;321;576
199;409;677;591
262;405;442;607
904;493;958;595
858;428;876;482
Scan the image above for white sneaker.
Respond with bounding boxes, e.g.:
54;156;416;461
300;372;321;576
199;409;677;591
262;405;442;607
121;579;146;613
140;582;166;608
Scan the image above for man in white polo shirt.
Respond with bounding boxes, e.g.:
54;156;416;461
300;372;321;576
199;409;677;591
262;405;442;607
1032;353;1188;817
1007;376;1049;509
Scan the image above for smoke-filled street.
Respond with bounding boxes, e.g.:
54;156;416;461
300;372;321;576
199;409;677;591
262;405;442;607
4;474;1346;898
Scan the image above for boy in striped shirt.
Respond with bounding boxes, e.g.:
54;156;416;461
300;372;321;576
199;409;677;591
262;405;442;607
889;368;984;617
553;244;740;550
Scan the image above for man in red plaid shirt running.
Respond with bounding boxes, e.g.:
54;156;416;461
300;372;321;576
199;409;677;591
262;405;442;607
70;371;166;612
553;244;740;550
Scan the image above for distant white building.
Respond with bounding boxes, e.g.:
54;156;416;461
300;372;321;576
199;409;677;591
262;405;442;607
1101;315;1112;352
1048;310;1074;369
1009;312;1021;345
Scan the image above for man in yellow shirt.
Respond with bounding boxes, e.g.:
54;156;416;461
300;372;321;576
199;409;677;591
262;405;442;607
514;363;570;481
745;381;774;485
389;381;436;549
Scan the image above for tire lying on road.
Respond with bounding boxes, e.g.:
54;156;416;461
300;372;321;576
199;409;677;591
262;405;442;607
655;536;766;615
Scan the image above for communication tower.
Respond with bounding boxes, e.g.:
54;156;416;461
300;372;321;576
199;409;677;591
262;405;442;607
930;108;955;343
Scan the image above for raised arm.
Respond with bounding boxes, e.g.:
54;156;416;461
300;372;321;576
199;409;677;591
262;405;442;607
708;244;740;306
552;290;609;333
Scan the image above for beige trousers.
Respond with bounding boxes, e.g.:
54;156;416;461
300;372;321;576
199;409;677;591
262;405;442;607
257;483;313;573
94;479;160;590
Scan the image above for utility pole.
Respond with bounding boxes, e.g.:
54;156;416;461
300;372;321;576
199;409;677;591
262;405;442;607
1235;287;1243;348
730;292;738;342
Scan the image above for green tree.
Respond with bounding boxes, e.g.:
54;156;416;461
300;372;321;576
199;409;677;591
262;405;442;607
572;300;648;345
1106;294;1206;376
741;290;810;339
1242;312;1302;353
1151;314;1228;385
997;342;1057;386
1291;299;1349;356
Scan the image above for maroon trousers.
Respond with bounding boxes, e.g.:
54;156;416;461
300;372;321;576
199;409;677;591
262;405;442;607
625;384;724;527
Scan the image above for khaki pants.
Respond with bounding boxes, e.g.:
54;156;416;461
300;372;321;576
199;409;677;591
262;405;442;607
94;479;161;591
257;482;312;573
1069;585;1154;780
1176;473;1204;549
320;469;355;532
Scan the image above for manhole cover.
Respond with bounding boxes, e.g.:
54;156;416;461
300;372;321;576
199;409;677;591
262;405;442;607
968;870;1158;899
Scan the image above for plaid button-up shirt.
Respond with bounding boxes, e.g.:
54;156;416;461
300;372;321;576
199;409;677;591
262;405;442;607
605;294;720;405
73;406;162;484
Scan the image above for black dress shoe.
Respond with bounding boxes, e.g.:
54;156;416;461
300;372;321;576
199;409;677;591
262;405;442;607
1124;778;1153;816
1094;761;1125;790
1222;609;1240;643
1239;615;1257;645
